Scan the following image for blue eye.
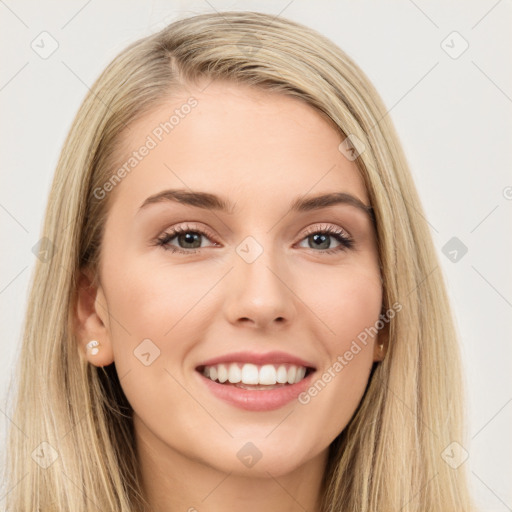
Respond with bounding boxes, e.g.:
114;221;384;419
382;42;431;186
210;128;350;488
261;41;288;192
156;223;354;255
298;226;353;254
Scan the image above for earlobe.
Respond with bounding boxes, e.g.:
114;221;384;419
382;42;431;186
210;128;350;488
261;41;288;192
86;340;100;355
373;341;386;362
75;269;115;367
84;339;112;367
373;319;389;362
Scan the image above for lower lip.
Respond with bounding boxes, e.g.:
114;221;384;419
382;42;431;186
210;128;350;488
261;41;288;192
197;371;315;411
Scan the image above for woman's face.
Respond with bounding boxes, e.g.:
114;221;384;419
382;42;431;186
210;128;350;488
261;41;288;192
81;81;385;479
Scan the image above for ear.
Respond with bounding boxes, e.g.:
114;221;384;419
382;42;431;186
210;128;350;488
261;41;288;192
372;316;389;362
75;268;115;367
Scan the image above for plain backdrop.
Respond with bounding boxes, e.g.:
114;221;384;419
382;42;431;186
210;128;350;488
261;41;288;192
1;0;511;509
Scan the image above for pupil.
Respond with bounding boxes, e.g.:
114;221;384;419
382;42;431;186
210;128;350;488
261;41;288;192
179;232;201;248
311;233;330;250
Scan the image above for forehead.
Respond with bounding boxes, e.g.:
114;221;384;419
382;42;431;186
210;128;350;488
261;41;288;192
108;81;368;212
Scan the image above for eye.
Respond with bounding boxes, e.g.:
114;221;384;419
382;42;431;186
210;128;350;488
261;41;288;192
155;224;218;254
155;223;354;255
296;224;354;255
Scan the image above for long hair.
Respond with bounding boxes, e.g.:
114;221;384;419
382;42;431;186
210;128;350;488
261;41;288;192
3;11;473;511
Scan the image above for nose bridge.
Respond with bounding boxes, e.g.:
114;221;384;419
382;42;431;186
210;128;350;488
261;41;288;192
224;233;296;326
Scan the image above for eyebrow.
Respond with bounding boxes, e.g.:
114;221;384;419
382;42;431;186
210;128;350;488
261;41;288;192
138;189;374;220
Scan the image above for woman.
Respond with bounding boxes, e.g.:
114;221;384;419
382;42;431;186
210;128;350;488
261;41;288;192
3;11;474;511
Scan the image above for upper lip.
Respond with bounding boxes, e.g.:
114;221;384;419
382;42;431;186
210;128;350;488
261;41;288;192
196;350;316;370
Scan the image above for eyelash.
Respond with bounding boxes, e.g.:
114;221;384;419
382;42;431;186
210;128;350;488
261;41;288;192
155;223;354;256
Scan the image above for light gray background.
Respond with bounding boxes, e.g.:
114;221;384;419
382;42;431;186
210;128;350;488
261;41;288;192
1;0;511;509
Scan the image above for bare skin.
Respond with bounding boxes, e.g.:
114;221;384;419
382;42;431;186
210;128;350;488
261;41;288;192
76;81;387;512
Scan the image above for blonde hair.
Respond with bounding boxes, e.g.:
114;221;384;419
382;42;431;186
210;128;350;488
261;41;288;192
3;11;473;511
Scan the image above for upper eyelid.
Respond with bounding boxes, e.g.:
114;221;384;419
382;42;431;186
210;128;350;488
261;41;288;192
301;223;351;238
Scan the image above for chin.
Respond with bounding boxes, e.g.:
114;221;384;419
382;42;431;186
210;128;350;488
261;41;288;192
205;435;322;478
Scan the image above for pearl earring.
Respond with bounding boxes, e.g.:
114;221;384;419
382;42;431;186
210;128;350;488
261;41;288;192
86;340;100;356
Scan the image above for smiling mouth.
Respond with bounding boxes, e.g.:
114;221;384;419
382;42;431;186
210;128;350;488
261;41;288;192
196;362;315;389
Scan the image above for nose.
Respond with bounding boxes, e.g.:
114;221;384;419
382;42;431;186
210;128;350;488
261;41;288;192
223;243;297;330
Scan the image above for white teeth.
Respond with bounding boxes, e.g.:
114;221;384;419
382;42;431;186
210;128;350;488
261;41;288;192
295;366;306;383
241;363;259;384
287;365;297;384
276;365;288;384
228;363;241;383
217;364;228;383
259;364;277;385
202;363;310;386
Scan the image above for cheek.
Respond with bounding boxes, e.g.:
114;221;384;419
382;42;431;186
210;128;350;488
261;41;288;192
99;260;211;429
102;254;213;340
292;265;381;441
100;252;236;418
301;262;382;347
